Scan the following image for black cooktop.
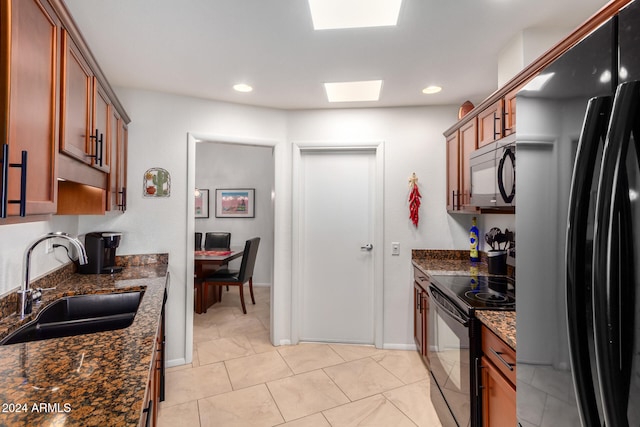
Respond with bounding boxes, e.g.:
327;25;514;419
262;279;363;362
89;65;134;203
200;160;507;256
429;275;515;312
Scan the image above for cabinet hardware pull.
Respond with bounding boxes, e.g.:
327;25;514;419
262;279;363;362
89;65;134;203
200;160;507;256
1;144;8;218
143;399;153;427
493;113;501;139
98;132;104;167
118;187;127;211
0;145;27;217
489;347;514;371
475;357;482;397
88;128;103;166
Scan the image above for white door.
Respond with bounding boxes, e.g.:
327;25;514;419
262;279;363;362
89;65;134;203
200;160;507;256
298;149;376;344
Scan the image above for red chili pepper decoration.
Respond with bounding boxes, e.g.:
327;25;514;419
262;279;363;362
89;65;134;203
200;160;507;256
408;173;421;227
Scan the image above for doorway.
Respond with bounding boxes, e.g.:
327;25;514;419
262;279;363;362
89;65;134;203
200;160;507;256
292;143;384;347
185;133;277;364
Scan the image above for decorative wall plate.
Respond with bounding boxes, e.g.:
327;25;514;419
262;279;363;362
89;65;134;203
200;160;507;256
143;168;171;197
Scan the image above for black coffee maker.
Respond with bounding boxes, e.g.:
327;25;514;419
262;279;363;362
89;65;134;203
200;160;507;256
79;232;123;274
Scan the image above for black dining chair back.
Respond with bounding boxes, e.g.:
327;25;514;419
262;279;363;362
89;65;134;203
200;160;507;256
204;232;231;250
195;232;203;251
202;237;260;314
236;237;260;282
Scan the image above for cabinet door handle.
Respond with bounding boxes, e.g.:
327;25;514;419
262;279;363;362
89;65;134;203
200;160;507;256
98;132;104;167
489;347;514;371
1;144;8;218
118;187;127;211
88;128;102;166
0;145;27;217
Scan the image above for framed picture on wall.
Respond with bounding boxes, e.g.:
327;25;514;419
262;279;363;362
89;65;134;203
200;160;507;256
215;188;255;218
195;189;209;218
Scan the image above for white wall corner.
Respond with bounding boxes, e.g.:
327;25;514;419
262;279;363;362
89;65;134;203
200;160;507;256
498;27;572;88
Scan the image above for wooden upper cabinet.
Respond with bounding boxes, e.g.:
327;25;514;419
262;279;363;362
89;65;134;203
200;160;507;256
60;30;111;174
0;0;60;218
478;99;504;147
60;30;92;164
446;132;460;211
504;89;518;137
459;118;477;208
92;80;111;173
106;107;127;212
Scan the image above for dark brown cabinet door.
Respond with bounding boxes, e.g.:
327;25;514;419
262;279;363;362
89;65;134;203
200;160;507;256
459;119;477;208
478;100;503;148
60;29;92;164
504;90;517;137
106;107;127;211
446;132;460;211
92;80;110;173
1;0;60;216
414;282;425;354
481;355;516;427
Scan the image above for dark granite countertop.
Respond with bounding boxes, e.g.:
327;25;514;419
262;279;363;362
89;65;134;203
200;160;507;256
0;259;167;426
476;311;516;350
412;250;516;351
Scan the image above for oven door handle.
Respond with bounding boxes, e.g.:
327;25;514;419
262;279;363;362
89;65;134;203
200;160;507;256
429;284;469;326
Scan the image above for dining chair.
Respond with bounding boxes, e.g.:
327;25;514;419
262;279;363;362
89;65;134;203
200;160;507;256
195;232;203;251
204;232;231;250
202;237;260;314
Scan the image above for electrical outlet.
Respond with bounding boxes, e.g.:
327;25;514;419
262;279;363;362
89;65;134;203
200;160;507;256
45;240;54;254
391;242;400;256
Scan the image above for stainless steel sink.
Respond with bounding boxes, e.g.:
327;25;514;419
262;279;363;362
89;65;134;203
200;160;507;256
1;291;144;345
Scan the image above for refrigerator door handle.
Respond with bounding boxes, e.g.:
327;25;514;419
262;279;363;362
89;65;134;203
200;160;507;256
593;80;639;427
566;95;611;427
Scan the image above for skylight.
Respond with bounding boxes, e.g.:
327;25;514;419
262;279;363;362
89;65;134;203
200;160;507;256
324;80;383;103
308;0;403;30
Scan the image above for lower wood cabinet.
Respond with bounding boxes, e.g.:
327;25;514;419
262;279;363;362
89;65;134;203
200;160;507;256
480;325;516;427
413;266;430;366
140;287;166;427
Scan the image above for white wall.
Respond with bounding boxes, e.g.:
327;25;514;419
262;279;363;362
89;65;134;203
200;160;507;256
0;216;79;296
0;87;468;364
194;142;274;284
78;89;288;366
286;107;463;348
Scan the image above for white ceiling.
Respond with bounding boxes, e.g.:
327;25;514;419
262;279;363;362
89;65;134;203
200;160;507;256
64;0;609;110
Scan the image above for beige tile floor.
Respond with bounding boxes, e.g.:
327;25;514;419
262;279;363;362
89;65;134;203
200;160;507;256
158;286;443;427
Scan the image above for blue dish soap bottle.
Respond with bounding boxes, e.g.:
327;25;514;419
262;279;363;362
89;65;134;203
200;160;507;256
470;216;480;262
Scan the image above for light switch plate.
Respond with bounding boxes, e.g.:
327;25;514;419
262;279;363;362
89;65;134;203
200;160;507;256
391;242;400;256
45;240;53;254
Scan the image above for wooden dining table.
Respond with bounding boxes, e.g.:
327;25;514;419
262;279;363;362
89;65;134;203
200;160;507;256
194;247;244;313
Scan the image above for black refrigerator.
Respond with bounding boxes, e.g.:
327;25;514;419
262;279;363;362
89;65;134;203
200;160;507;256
516;1;640;426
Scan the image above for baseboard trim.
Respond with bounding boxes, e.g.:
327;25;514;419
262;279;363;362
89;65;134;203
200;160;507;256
383;343;418;351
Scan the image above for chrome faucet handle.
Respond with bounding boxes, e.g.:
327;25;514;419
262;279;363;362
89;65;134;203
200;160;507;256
32;286;56;303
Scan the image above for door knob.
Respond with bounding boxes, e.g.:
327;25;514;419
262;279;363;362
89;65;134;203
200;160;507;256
361;243;373;251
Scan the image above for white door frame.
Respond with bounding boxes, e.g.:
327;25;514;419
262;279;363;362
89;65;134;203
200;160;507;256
291;141;385;348
185;132;279;364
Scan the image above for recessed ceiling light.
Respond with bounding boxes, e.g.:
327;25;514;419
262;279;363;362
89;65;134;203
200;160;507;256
233;83;253;93
422;86;442;94
308;0;403;30
324;80;383;103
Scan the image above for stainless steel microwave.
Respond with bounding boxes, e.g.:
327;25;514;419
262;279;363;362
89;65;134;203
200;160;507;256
469;134;516;208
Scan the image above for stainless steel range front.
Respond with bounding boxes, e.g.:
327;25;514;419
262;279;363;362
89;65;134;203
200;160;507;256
427;275;515;427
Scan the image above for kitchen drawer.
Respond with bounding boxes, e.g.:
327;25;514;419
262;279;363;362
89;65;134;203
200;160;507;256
413;266;430;292
481;324;516;385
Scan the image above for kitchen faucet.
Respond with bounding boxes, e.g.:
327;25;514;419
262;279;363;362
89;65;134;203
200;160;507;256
18;232;89;319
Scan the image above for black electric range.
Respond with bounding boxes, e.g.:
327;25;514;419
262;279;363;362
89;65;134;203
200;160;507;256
425;274;515;427
428;274;516;313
